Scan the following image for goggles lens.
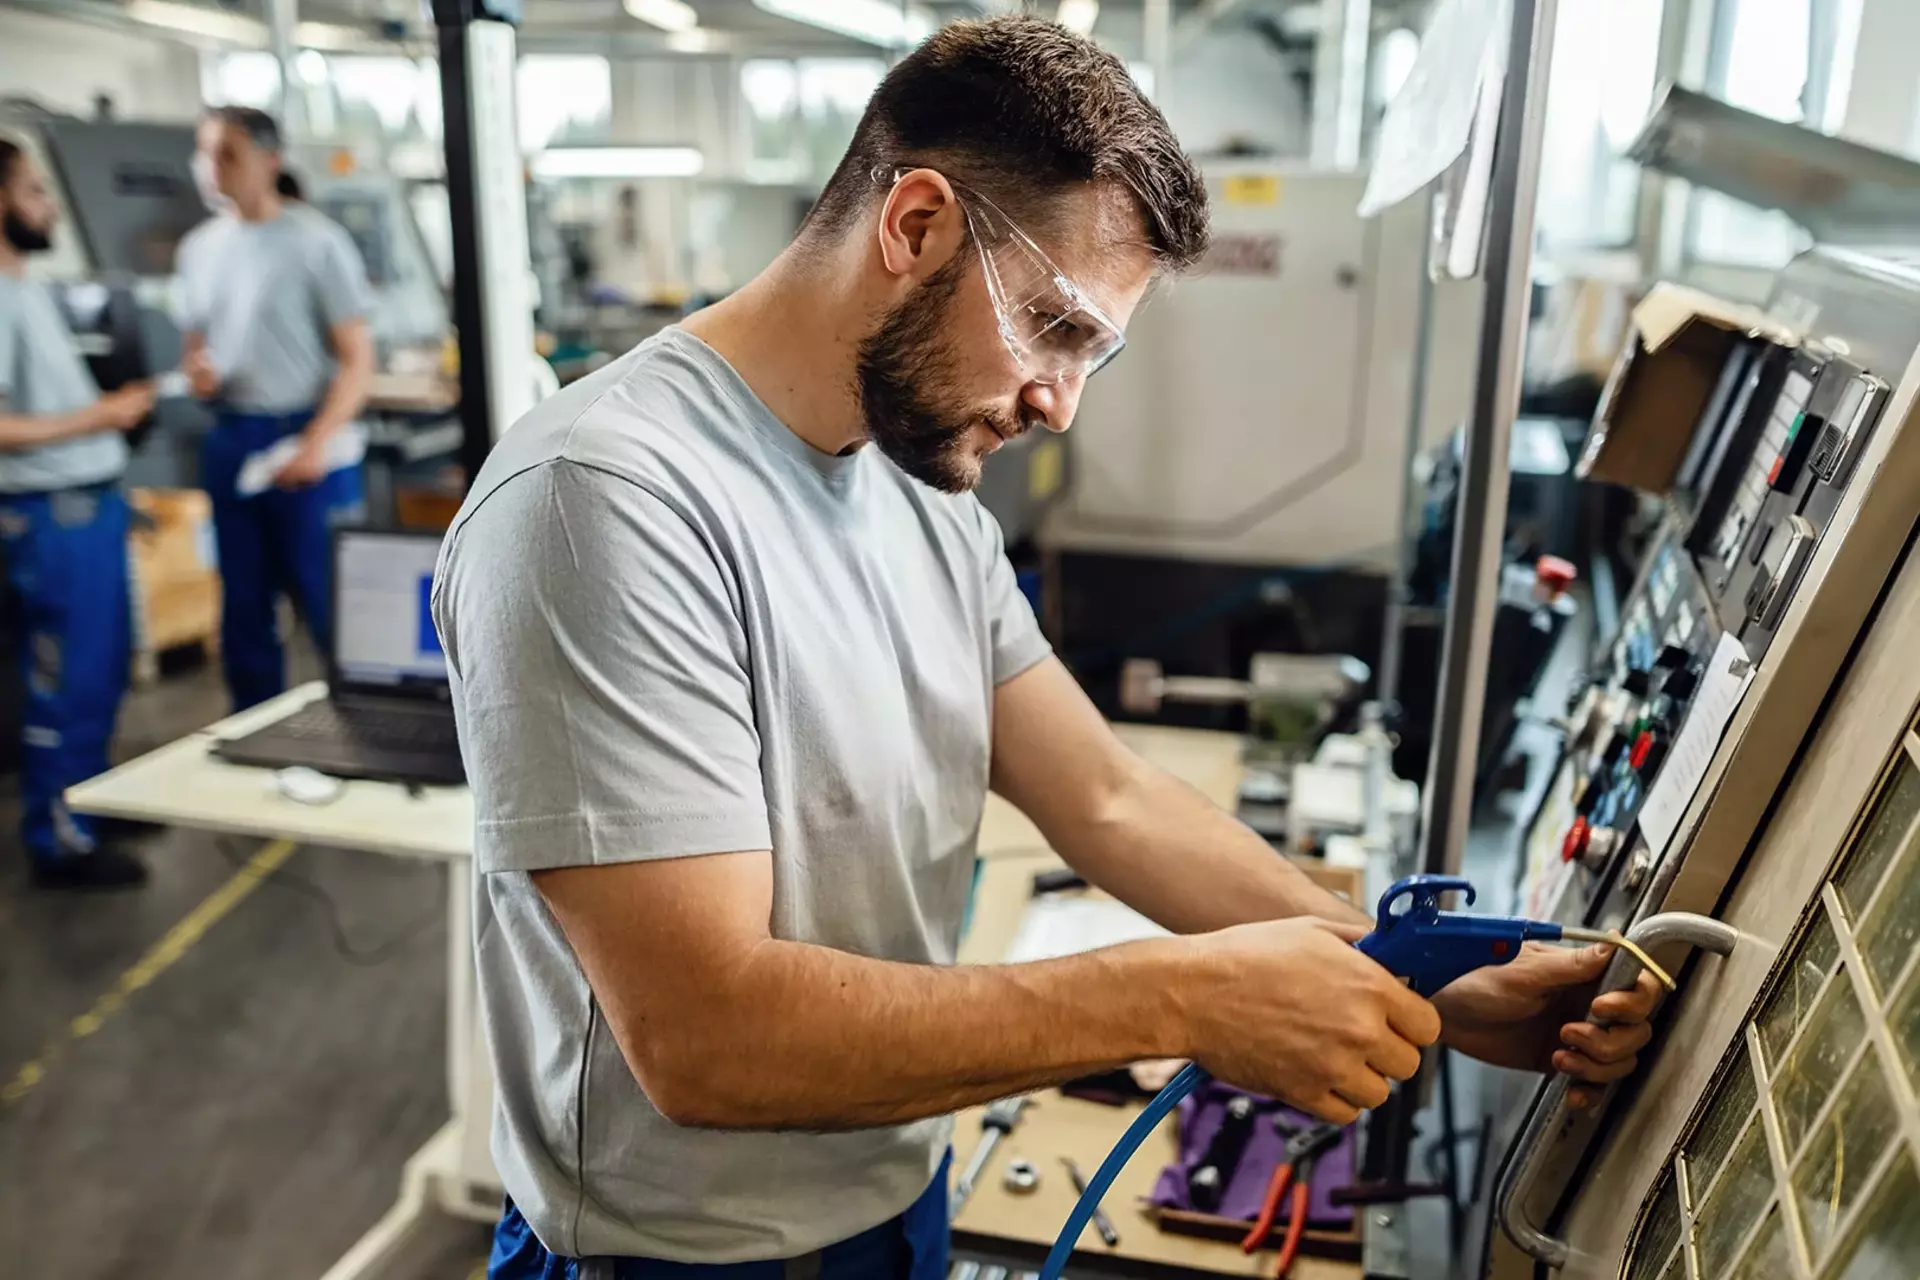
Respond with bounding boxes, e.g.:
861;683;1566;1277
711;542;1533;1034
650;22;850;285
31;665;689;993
961;196;1126;385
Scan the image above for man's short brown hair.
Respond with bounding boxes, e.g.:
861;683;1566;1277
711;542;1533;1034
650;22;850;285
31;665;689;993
805;16;1209;271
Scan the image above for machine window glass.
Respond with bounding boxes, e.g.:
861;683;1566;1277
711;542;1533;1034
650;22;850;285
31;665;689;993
1688;1052;1759;1199
1822;1153;1920;1280
1729;1205;1794;1280
1760;912;1841;1069
1693;1122;1775;1279
1627;1167;1686;1280
1837;761;1920;921
1858;831;1920;995
1890;970;1920;1088
1791;1054;1898;1263
1772;974;1866;1153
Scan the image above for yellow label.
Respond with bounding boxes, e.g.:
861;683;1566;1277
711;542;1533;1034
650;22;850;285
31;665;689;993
1223;173;1281;206
1028;440;1063;501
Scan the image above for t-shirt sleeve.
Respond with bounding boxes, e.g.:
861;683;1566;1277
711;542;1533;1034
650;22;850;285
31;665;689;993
0;299;16;402
171;227;207;333
974;501;1052;685
313;223;372;329
434;459;772;873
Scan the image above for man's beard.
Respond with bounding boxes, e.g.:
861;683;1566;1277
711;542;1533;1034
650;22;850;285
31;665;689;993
855;259;1028;495
2;212;51;254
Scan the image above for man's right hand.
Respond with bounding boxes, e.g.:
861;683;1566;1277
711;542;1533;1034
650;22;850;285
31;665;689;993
182;349;219;400
90;384;157;433
1182;917;1440;1124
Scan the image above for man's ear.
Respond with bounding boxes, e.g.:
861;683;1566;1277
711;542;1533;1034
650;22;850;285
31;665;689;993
875;168;966;284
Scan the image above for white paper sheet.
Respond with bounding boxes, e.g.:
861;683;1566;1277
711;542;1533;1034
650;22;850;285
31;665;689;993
1358;0;1509;218
1638;633;1758;861
1002;895;1169;965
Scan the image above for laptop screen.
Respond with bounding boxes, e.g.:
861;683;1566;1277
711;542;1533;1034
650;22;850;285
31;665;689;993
334;530;448;690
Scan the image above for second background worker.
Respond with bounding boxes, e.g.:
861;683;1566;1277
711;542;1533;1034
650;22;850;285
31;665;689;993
177;106;374;710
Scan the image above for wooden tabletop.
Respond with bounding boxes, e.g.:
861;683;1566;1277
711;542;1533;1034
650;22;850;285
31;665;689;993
366;369;459;416
66;683;472;862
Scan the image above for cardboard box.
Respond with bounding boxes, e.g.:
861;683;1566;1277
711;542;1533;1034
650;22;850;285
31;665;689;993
127;488;220;660
128;487;216;588
1576;284;1803;494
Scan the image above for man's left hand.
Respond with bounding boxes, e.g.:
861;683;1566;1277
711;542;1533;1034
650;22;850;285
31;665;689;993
274;435;329;489
1432;943;1663;1111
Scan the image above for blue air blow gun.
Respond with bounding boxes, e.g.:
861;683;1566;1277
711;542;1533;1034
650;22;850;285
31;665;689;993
1032;875;1621;1280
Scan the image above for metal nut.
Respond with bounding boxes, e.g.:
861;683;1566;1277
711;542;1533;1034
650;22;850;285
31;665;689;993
1003;1159;1040;1194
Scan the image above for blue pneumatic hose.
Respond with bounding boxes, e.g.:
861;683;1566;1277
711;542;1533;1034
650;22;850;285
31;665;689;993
1036;1062;1211;1280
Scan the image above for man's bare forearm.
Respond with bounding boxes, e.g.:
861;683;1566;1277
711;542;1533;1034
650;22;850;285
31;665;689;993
597;932;1197;1131
304;352;370;443
1053;755;1369;933
0;404;94;449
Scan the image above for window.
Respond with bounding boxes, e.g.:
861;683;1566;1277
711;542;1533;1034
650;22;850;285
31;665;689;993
517;55;613;154
1683;0;1864;268
203;51;282;111
740;57;885;184
1534;0;1665;250
1621;719;1920;1279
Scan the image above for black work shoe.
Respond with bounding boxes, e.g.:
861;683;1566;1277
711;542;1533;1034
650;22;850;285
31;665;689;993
97;817;167;843
30;845;150;890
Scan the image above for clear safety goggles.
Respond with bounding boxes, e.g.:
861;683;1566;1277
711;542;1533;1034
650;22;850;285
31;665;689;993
873;167;1127;385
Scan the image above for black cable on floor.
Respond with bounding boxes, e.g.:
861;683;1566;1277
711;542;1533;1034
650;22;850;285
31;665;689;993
215;836;441;967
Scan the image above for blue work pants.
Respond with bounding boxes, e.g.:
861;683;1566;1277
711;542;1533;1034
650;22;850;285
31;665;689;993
202;410;364;710
0;484;131;862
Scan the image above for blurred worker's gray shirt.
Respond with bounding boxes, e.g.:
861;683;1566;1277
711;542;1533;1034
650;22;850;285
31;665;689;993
173;203;371;413
0;275;125;492
432;328;1051;1263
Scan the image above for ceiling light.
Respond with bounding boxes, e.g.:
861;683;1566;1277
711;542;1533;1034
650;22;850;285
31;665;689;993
1055;0;1098;35
752;0;932;49
531;147;706;180
666;29;716;52
624;0;701;33
127;0;265;44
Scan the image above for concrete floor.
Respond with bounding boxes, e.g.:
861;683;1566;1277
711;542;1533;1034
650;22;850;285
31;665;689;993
0;645;491;1280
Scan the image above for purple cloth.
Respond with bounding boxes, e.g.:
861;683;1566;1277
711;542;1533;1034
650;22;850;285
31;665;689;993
1146;1082;1356;1228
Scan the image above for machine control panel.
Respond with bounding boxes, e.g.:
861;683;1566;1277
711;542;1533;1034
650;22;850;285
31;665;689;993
1520;328;1897;932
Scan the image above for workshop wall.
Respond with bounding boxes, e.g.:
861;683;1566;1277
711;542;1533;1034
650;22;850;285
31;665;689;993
0;10;203;122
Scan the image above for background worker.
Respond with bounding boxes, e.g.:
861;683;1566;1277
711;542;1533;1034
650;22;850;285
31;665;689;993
0;138;155;889
176;106;373;710
437;19;1661;1279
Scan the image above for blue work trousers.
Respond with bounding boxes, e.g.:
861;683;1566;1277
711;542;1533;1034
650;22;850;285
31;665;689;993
0;485;131;863
489;1154;952;1280
202;411;364;711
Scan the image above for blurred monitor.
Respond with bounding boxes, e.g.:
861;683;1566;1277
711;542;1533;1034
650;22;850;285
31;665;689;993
42;118;205;276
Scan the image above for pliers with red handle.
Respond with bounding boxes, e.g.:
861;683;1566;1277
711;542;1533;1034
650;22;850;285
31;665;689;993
1239;1118;1345;1275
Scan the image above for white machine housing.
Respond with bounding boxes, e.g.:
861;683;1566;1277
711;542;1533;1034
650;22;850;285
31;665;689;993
1044;164;1484;571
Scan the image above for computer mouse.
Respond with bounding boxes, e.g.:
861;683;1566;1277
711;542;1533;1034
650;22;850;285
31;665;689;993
275;766;344;806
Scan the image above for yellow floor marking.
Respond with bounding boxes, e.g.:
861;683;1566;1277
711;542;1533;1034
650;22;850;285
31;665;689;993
2;838;297;1107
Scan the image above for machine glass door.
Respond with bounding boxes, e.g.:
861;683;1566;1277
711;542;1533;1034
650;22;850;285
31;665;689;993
1618;736;1920;1280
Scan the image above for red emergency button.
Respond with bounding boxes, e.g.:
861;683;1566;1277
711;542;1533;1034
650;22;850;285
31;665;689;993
1561;817;1590;863
1630;730;1655;770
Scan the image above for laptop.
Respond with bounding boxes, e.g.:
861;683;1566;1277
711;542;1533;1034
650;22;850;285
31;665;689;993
212;527;465;787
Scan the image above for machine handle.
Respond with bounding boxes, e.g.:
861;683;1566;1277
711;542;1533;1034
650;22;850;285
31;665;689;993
1495;912;1739;1268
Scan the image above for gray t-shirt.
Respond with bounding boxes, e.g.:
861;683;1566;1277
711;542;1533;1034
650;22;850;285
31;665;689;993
0;274;124;493
432;328;1051;1263
173;203;371;413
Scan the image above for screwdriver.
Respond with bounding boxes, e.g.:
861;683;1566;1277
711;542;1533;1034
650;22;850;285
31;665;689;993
1060;1157;1120;1247
953;1096;1029;1215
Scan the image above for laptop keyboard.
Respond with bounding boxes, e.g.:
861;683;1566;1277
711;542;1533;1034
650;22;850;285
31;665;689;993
272;700;460;753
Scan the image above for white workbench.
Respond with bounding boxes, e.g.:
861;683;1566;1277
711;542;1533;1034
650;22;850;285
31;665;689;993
68;685;1253;1280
